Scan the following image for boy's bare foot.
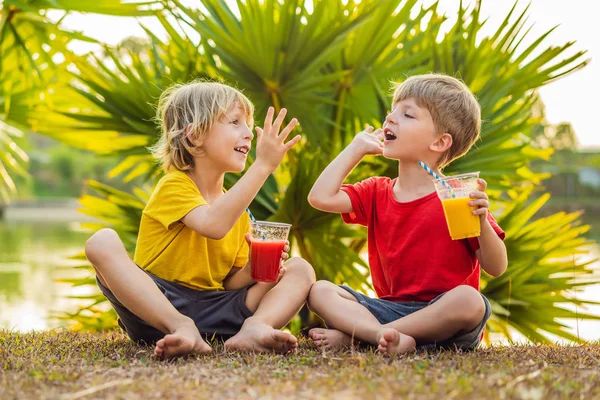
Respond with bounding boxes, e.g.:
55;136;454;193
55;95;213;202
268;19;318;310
309;328;354;350
377;328;416;355
154;322;212;359
224;317;298;354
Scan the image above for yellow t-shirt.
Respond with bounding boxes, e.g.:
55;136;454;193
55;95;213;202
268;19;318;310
133;170;250;291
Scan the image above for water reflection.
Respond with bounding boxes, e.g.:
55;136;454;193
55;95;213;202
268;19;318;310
0;221;91;331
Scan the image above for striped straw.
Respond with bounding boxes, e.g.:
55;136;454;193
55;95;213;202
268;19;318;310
418;161;455;198
246;208;267;240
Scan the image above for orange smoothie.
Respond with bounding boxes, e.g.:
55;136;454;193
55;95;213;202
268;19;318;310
441;197;481;240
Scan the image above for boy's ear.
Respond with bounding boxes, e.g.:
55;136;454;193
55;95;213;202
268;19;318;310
185;125;203;148
430;132;453;153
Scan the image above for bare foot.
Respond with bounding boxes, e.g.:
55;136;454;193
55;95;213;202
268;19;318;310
154;322;212;359
224;317;298;354
309;328;355;350
376;328;416;355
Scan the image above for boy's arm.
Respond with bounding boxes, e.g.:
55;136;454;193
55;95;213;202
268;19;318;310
183;108;300;240
308;127;384;213
469;178;508;277
475;219;508;277
223;263;254;290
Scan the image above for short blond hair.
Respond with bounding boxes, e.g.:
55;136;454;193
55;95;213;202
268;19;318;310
151;80;254;172
392;74;481;168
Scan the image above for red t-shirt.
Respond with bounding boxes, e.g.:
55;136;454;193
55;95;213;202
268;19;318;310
341;176;505;302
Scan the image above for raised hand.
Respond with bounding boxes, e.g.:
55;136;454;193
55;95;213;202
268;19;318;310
350;126;384;156
254;107;300;172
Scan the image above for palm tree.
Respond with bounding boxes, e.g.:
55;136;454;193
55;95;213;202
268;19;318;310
0;0;163;205
7;0;599;342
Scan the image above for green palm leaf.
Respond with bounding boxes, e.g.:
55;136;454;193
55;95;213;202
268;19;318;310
3;0;161;16
483;186;599;343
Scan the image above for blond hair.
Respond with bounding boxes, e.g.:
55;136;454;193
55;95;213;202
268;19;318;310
392;74;481;168
151;80;254;172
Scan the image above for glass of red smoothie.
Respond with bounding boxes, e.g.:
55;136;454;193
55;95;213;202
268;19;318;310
249;221;291;283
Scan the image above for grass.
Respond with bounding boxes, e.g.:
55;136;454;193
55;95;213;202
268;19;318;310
1;330;599;399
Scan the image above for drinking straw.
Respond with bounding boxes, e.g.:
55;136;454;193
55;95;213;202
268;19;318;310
418;161;455;198
246;208;267;240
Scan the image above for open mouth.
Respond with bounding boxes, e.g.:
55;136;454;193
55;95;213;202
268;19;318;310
384;128;397;141
234;147;249;155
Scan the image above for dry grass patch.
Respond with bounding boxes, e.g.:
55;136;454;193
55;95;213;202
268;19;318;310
1;330;599;399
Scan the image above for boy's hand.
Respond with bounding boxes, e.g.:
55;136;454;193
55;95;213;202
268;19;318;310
280;241;290;262
469;179;490;220
255;107;300;172
278;241;290;282
350;126;384;156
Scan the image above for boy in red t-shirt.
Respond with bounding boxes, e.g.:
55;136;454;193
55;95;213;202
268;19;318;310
307;74;507;354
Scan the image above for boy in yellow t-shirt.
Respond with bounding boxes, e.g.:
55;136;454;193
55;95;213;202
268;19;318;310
84;81;315;358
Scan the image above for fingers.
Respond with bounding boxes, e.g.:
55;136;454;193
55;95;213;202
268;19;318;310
472;207;489;216
255;126;263;141
244;233;252;244
364;125;374;133
469;199;490;208
477;178;487;191
469;191;488;200
281;242;290;260
263;106;274;132
284;134;302;150
278;118;298;143
373;128;384;141
271;108;288;135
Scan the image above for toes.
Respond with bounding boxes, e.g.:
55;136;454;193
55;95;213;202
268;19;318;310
288;334;298;344
383;329;399;343
271;329;291;343
309;328;326;338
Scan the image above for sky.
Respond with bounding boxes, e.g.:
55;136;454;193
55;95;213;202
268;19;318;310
53;0;599;148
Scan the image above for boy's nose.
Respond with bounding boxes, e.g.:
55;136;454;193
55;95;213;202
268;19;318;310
385;113;396;125
244;126;254;140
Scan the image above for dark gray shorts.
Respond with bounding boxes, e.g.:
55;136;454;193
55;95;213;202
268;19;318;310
340;286;491;350
97;270;253;345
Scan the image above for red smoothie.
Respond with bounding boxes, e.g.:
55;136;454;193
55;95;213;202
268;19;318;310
250;239;286;282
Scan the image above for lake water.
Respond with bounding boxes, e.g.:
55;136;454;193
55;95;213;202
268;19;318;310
1;207;599;342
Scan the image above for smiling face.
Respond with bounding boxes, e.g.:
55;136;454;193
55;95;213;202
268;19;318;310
199;104;254;173
382;97;441;162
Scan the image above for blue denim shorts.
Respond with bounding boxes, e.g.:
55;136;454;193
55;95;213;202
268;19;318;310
340;286;491;350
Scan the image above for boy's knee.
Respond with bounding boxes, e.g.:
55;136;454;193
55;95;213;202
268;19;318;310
307;280;336;306
284;257;316;287
450;285;486;326
85;228;120;264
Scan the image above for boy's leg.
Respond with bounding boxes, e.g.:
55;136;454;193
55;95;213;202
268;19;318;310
380;285;486;351
307;281;416;353
85;228;211;358
224;257;316;353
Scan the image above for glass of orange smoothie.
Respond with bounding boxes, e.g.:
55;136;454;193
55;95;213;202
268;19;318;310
433;172;481;240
